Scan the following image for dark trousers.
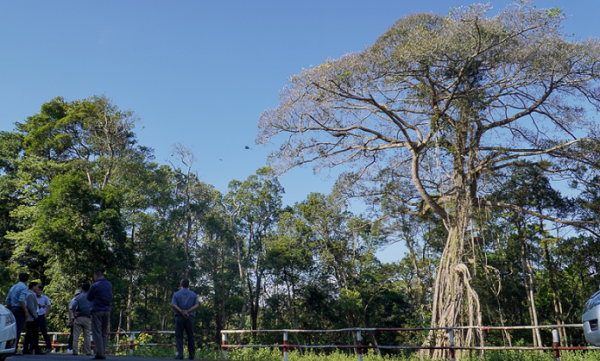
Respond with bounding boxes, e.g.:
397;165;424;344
38;315;52;349
10;307;26;353
175;315;195;359
91;311;110;357
68;324;74;349
24;318;41;353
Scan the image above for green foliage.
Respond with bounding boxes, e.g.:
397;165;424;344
117;348;600;361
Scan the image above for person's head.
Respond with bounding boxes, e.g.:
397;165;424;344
35;285;43;296
18;273;29;283
81;282;90;292
29;282;39;293
93;270;105;281
180;278;190;289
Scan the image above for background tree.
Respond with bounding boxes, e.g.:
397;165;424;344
223;167;284;331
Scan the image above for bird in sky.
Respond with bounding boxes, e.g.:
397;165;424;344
245;146;251;150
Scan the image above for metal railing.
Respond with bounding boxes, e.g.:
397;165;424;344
221;324;598;361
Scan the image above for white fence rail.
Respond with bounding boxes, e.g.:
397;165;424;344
221;324;595;361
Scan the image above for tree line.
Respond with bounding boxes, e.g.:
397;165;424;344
0;94;598;351
2;2;600;354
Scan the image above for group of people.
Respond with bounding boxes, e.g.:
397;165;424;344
5;270;113;359
4;273;52;355
5;272;198;360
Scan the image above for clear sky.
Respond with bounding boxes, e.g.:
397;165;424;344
1;0;598;262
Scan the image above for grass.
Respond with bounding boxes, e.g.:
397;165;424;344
91;334;600;360
106;347;600;361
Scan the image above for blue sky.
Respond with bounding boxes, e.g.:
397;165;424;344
1;1;598;262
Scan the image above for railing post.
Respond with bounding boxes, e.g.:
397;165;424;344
221;333;228;360
283;332;289;361
52;333;57;352
129;333;135;354
356;331;363;361
449;329;455;361
552;328;560;361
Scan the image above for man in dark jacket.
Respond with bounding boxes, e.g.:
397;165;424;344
88;270;112;360
72;283;93;356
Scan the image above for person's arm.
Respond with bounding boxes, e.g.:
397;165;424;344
171;303;185;316
71;298;78;321
186;294;199;315
87;283;98;302
171;293;189;318
186;304;199;314
87;286;95;301
20;300;29;320
26;294;37;318
19;287;29;319
69;301;75;325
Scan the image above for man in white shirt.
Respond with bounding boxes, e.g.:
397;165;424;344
36;286;53;352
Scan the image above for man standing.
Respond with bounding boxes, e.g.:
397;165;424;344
24;282;46;355
5;273;29;356
171;279;198;360
72;283;93;356
67;288;82;354
88;270;112;360
36;286;52;352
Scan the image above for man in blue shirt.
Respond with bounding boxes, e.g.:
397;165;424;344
171;279;198;360
87;270;112;360
5;273;29;356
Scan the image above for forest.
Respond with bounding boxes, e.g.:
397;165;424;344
2;2;600;356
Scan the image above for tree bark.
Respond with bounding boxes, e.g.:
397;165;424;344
127;273;133;331
419;125;484;357
541;224;567;346
520;237;542;347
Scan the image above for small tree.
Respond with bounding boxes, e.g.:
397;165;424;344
258;1;600;354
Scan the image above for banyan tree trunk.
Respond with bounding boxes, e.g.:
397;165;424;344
423;197;483;358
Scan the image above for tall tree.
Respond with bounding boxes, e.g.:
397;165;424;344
258;1;600;352
223;167;284;330
4;95;144;328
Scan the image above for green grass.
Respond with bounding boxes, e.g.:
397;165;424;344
108;347;600;361
98;333;600;360
225;349;600;361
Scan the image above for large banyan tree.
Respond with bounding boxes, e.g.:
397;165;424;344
257;1;600;353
